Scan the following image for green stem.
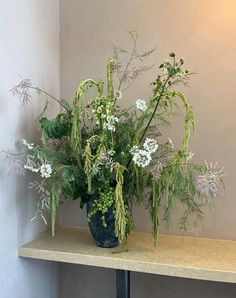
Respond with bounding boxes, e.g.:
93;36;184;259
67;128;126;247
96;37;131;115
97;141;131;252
138;78;170;143
30;86;68;111
107;58;116;100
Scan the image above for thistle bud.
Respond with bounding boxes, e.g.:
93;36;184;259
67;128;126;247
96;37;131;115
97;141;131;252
159;64;164;68
180;58;184;65
169;52;175;58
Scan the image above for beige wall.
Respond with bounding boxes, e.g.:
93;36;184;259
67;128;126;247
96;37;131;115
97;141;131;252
0;1;60;297
60;0;236;239
59;0;236;297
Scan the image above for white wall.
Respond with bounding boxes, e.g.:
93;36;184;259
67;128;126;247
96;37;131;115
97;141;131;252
0;1;60;297
59;0;236;297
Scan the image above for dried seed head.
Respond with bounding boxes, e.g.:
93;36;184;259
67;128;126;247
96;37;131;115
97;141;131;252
169;52;175;58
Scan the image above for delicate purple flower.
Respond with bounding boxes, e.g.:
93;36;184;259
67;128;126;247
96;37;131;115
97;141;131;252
6;155;25;176
155;163;164;181
10;78;32;105
197;162;224;197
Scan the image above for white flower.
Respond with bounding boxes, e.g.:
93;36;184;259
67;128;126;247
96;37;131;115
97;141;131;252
108;115;119;123
40;163;52;178
103;123;115;131
143;138;158;154
107;150;115;156
24;165;39;173
22;139;34;150
136;99;147;111
103;115;119;132
132;149;152;168
114;90;122;100
129;146;139;155
187;152;195;161
168;137;174;149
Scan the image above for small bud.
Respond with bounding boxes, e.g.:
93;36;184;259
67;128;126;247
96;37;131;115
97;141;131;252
185;70;189;73
168;81;172;86
180;58;184;65
159;64;164;68
169;52;175;58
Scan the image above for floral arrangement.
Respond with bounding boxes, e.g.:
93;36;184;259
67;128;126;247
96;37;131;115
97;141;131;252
6;31;224;245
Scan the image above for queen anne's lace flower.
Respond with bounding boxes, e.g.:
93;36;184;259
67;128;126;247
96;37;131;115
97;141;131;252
143;138;158;154
40;164;52;178
129;146;139;155
136;99;147;111
132;149;152;168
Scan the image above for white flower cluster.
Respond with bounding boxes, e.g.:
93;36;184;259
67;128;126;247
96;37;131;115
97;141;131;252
22;139;34;150
143;138;159;153
40;164;52;178
130;138;158;168
132;149;152;168
103;115;119;132
24;161;52;178
91;95;114;123
24;165;39;173
136;99;147;111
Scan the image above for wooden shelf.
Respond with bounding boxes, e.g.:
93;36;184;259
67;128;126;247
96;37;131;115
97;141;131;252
19;227;236;283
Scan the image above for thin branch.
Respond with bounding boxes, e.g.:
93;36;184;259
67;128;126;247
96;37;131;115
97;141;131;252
117;34;138;92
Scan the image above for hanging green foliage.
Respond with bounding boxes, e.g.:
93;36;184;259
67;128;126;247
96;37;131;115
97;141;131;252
40;113;71;139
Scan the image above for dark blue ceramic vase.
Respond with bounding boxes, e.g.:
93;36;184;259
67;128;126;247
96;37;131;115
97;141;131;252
86;194;119;248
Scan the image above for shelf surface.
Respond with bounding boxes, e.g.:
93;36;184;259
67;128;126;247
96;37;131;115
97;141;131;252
19;227;236;283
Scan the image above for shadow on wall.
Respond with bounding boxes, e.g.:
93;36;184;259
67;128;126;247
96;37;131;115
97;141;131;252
59;263;236;298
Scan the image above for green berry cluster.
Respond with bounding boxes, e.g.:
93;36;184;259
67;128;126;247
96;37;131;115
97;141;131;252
88;188;115;228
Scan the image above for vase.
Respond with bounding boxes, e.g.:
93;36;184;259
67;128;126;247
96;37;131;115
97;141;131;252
86;194;119;248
